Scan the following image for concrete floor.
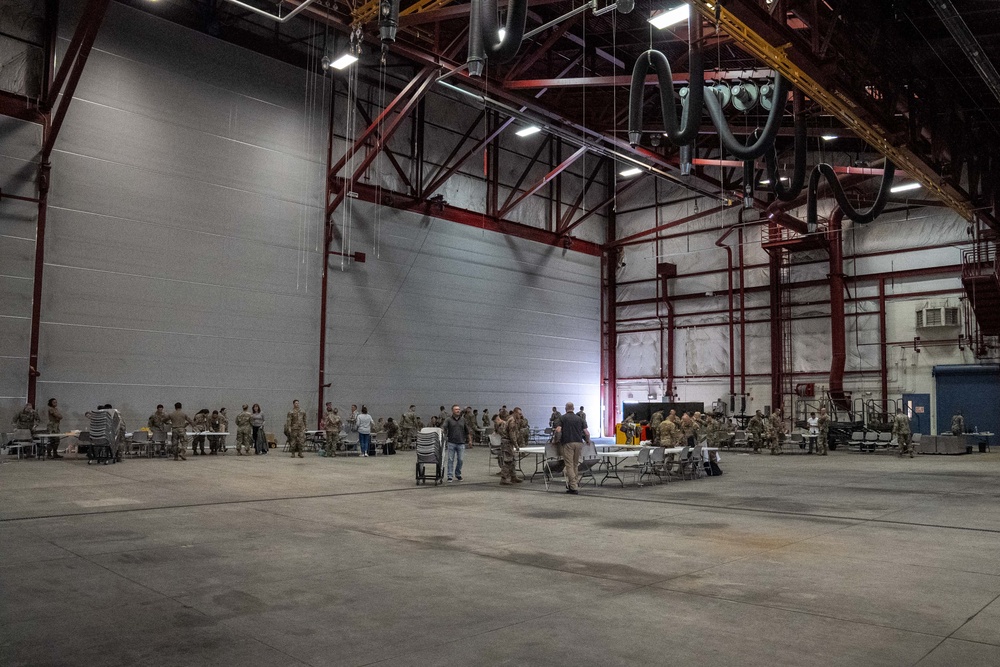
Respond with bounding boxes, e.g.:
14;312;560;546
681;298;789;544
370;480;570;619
2;446;1000;666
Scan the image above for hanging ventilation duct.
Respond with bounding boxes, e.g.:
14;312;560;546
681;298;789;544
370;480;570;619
379;0;401;43
806;161;896;232
762;89;807;201
468;0;529;76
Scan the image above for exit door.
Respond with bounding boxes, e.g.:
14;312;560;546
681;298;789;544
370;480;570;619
901;393;931;434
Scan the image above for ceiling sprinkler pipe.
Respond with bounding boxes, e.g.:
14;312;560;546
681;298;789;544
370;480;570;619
763;89;807;201
806;161;896;232
379;0;401;43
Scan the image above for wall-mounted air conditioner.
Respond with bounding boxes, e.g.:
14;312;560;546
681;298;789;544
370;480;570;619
915;305;960;329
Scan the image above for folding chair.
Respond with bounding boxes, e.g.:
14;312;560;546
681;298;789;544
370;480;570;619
7;429;36;459
877;432;893;450
625;446;656;486
128;431;151;458
577;442;601;486
415;431;443;485
488;433;502;475
542;442;567;491
342;432;361;456
648;446;668;484
847;431;865;450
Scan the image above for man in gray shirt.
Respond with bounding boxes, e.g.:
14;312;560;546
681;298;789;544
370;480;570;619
442;404;473;482
556;402;589;494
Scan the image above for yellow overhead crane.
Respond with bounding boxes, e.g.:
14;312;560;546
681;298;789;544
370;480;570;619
690;0;978;223
352;0;456;31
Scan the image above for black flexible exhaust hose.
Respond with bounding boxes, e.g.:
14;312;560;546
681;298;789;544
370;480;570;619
763;89;806;201
702;72;787;160
806;161;896;232
628;45;704;147
479;0;529;63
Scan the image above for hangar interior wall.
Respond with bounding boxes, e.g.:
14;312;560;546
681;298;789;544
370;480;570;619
612;178;984;433
0;0;601;432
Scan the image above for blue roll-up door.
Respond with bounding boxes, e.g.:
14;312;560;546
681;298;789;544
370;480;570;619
933;365;1000;437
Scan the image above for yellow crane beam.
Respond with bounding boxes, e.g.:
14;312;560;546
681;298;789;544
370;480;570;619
690;0;978;223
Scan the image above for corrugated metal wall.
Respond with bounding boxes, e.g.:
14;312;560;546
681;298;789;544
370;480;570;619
3;1;600;432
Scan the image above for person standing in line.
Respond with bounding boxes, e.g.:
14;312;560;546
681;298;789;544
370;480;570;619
285;399;307;458
218;408;229;453
400;405;417;450
45;398;64;459
251;404;267;454
495;413;522;485
951;411;965;436
464;406;478;447
166;402;192;461
442;404;473;482
208;410;223;455
816;408;830;456
893;408;913;458
807;412;819;454
348;405;359;433
355;405;374;457
622;413;636;445
148;404;169;456
191;409;209;455
555;402;589;495
235;405;253;455
768;409;785;455
324;406;342;456
747;410;765;453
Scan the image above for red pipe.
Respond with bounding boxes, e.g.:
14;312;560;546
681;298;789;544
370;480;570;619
878;278;888;413
768;247;782;412
715;228;737;396
317;78;337;428
738;226;747;396
828;208;849;411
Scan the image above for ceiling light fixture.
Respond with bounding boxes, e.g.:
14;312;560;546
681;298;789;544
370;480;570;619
649;4;690;29
821;135;838;141
620;167;643;177
890;182;922;193
330;53;358;70
515;125;541;137
498;28;507;41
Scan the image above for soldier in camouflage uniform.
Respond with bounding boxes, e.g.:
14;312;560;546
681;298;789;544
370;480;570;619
768;410;784;455
622;413;636;444
218;408;229;453
285;399;307;458
13;403;39;432
191;410;209;455
464;406;478;447
399;405;417;450
892;409;913;458
482;409;491;429
951;411;965;436
495;414;523;485
166;403;192;461
680;413;696;447
816;407;830;456
324;406;342;456
747;410;765;453
498;406;509;421
235;405;253;455
508;408;529;452
649;410;664;445
148;404;170;456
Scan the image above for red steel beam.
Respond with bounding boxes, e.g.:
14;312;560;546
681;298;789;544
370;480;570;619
354;100;415;194
328;69;433;182
327;69;437;218
613;204;733;247
422;116;518;200
498;134;552;215
498;146;587;219
557;158;606;231
341;178;602;255
559;175;645;235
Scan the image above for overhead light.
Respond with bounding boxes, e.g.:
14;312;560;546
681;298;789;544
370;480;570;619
620;167;643;177
649;5;690;30
330;53;358;70
821;135;838;141
498;28;507;41
758;177;789;185
515;125;541;137
890;182;922;193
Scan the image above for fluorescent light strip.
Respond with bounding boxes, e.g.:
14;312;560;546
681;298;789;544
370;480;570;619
330;53;358;69
890;182;922;193
620;167;643;177
649;5;690;29
515;125;541;137
821;135;837;141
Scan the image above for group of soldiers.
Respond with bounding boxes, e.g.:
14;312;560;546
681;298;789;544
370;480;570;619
622;409;730;450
